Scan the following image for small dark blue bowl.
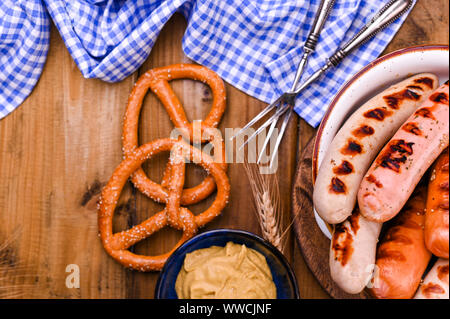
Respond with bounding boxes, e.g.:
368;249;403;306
155;229;300;299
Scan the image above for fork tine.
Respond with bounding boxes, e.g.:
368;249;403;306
269;106;294;169
238;112;279;151
230;95;283;141
238;102;289;151
256;101;286;164
257;117;278;164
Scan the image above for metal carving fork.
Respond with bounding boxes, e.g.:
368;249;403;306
233;0;336;166
231;0;413;168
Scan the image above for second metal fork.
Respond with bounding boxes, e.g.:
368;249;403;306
232;0;413;169
232;0;336;167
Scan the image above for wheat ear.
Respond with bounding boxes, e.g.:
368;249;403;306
243;160;287;253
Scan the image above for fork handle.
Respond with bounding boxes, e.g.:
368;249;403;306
304;0;336;53
293;0;413;95
290;0;336;92
328;0;413;66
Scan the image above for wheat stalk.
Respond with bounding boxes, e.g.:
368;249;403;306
243;160;289;253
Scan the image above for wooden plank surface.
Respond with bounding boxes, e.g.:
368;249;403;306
0;0;448;299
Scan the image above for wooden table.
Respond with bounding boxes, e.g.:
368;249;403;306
0;0;448;299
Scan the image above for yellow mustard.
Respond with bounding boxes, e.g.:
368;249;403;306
175;241;277;299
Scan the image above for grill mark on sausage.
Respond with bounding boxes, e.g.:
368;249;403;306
352;125;375;138
415;107;436;120
377;249;406;262
340;139;364;156
383;89;421;109
388;140;414;158
437;264;449;284
362;192;374;199
422;283;445;298
407;85;423;91
429;92;449;104
329;177;347;194
366;174;383;188
415;77;434;89
364;107;393;121
378;140;415;173
440;181;449;191
332;223;354;266
348;211;360;234
333;160;354;175
402;122;422;136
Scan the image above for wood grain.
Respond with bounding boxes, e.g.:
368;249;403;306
383;0;449;52
128;14;299;299
0;26;138;298
0;15;299;299
0;0;448;299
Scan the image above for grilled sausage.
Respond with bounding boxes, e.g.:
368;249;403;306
425;148;449;258
369;187;432;299
329;208;382;294
314;73;438;224
414;258;449;299
359;81;449;223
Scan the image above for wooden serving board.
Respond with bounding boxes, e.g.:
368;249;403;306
291;137;371;299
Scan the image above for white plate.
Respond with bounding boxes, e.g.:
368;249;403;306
312;45;449;239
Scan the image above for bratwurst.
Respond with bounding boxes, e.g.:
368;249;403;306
359;81;449;223
314;73;438;224
329;208;382;294
425;148;449;258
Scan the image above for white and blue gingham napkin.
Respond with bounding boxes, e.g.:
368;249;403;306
0;1;50;118
0;0;415;126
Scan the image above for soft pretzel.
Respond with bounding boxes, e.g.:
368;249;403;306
98;138;230;271
165;139;230;229
122;63;227;205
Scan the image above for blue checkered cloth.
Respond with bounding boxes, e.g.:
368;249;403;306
0;0;415;126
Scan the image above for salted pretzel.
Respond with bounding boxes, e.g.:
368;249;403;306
123;64;227;205
98;138;230;271
165;140;230;229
